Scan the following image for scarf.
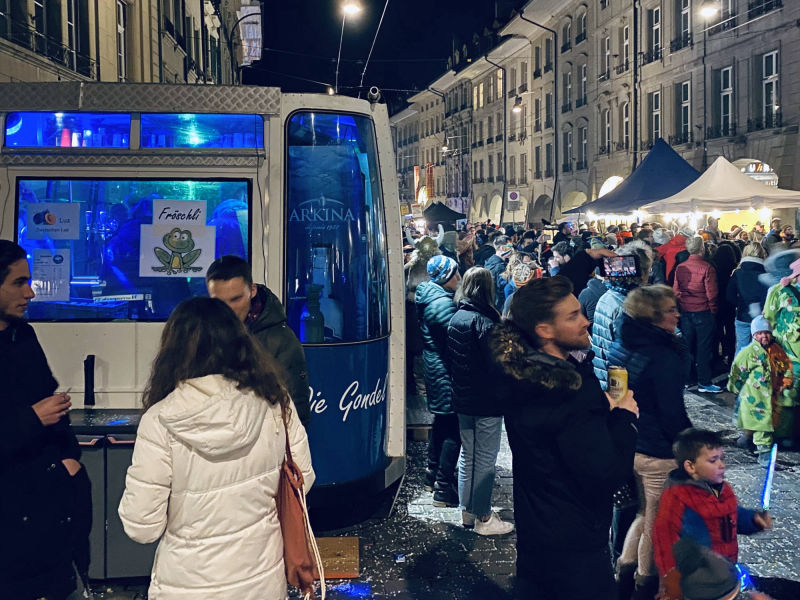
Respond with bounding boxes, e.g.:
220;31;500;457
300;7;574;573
766;342;792;427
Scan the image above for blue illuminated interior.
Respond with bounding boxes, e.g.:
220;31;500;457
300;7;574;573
5;112;131;148
17;178;250;321
141;113;264;148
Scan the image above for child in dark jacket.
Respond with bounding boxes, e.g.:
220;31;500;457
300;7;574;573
653;428;772;600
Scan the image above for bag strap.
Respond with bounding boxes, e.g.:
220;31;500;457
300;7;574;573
279;402;326;600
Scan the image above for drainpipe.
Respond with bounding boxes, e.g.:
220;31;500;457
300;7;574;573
157;0;163;82
485;57;507;226
517;12;559;222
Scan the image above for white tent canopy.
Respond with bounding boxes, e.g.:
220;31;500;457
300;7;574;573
640;156;800;214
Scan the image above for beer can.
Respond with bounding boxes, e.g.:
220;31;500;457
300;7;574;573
608;366;628;402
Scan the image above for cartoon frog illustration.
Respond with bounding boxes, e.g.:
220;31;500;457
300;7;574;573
152;228;202;274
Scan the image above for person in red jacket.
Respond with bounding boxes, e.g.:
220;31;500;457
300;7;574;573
674;235;721;393
658;227;697;285
653;428;772;600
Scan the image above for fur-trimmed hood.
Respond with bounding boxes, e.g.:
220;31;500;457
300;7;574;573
489;321;583;391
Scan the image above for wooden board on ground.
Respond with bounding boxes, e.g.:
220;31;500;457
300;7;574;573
316;536;359;579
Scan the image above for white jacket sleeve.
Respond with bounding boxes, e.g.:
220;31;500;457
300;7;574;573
287;400;315;490
118;408;172;544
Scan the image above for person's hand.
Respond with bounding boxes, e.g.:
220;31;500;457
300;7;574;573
586;248;618;260
606;390;639;418
754;511;773;531
61;458;82;476
659;568;682;600
33;393;71;426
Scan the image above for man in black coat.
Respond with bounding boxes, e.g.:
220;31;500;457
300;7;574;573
206;255;311;427
0;240;90;599
490;276;639;600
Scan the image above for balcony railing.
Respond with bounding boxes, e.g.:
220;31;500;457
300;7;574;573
545;118;554;129
640;140;654;150
709;12;737;35
598;70;610;82
495;134;503;141
544;62;553;73
1;21;97;78
471;142;478;149
748;0;782;21
576;96;587;108
669;132;693;145
748;111;783;132
576;31;586;45
477;140;484;147
576;160;588;170
615;60;630;75
496;175;504;182
642;48;662;65
706;123;738;138
487;137;494;145
535;170;543;179
670;33;692;53
487;176;495;183
533;68;542;79
598;144;612;155
518;83;528;93
561;41;572;53
562;162;572;173
508;133;517;141
507;89;517;98
534;123;542;133
508;178;517;186
616;141;630;151
561;102;572;113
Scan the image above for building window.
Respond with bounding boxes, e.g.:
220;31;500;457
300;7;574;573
648;7;661;61
497;69;504;99
679;80;691;141
563;70;572;105
509;68;517;93
479;82;484;108
116;0;127;81
562;22;571;52
535;146;542;176
473;86;478;109
545;92;553;127
535;98;541;130
545;142;553;176
579;126;588;167
563;130;573;171
720;66;733;135
520;61;528;90
487;116;493;139
602;108;611;150
680;0;690;38
497;152;503;178
534;45;541;75
622;101;630;148
479;160;484;180
489;155;494;179
763;50;779;126
509;156;516;183
545;38;553;71
580;64;587;102
622;25;630;69
521;104;528;134
577;13;587;42
650;90;661;141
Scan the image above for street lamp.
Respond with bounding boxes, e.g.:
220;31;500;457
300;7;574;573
335;1;362;94
700;1;718;169
512;97;523;113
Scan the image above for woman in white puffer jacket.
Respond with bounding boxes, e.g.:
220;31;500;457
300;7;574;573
119;297;314;600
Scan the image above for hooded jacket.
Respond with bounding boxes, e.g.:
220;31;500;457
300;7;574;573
489;323;638;556
247;285;310;427
674;255;719;314
658;233;689;285
591;287;627;388
446;298;502;416
0;320;86;600
726;258;767;322
415;280;458;414
119;375;313;600
610;314;692;458
653;468;759;578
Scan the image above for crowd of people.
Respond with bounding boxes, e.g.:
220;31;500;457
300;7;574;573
405;214;800;599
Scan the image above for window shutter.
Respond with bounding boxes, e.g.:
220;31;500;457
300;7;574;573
711;69;721;130
751;53;763;123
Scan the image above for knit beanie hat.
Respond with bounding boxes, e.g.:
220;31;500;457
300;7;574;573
590;238;606;249
427;255;458;285
751;315;771;335
673;538;739;600
498;243;514;259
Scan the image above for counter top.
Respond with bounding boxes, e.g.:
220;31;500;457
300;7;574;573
70;408;142;435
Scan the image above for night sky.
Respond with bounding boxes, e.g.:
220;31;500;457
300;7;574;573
245;0;523;114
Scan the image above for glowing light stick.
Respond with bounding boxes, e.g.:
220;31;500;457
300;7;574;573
760;443;778;511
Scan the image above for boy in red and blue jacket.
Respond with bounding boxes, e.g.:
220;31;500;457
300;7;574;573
653;428;772;599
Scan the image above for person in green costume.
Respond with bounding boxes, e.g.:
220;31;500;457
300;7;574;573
728;316;795;466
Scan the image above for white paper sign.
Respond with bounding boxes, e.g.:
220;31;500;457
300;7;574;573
139;201;215;278
26;202;81;240
31;248;71;302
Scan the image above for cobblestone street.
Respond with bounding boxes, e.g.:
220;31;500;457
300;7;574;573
86;390;800;599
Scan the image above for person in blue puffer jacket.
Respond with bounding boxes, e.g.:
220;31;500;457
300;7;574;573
415;255;462;507
591;240;654;389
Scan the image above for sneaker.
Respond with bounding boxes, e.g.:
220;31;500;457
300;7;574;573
432;485;459;508
757;451;772;468
462;510;475;529
473;512;514;536
423;468;435;492
697;384;722;393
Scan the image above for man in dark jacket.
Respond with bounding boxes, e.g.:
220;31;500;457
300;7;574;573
0;240;90;600
206;255;311;426
415;255;461;506
484;235;512;309
473;231;495;266
490;276;639;600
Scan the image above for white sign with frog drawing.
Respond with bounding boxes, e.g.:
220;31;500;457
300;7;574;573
138;200;215;278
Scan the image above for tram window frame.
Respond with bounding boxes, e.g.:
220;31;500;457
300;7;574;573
284;110;391;345
4;111;132;149
14;176;252;322
139;113;264;149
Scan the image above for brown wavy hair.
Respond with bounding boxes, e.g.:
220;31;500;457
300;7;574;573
142;297;289;412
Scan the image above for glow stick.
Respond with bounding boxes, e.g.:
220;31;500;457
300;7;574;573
760;443;778;511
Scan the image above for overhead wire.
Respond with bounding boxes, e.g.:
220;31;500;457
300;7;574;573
357;0;391;97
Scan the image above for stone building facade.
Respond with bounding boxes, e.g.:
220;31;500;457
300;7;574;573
392;0;800;224
0;0;253;85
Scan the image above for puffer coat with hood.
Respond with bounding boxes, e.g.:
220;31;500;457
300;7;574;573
118;375;314;600
415;280;458;414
